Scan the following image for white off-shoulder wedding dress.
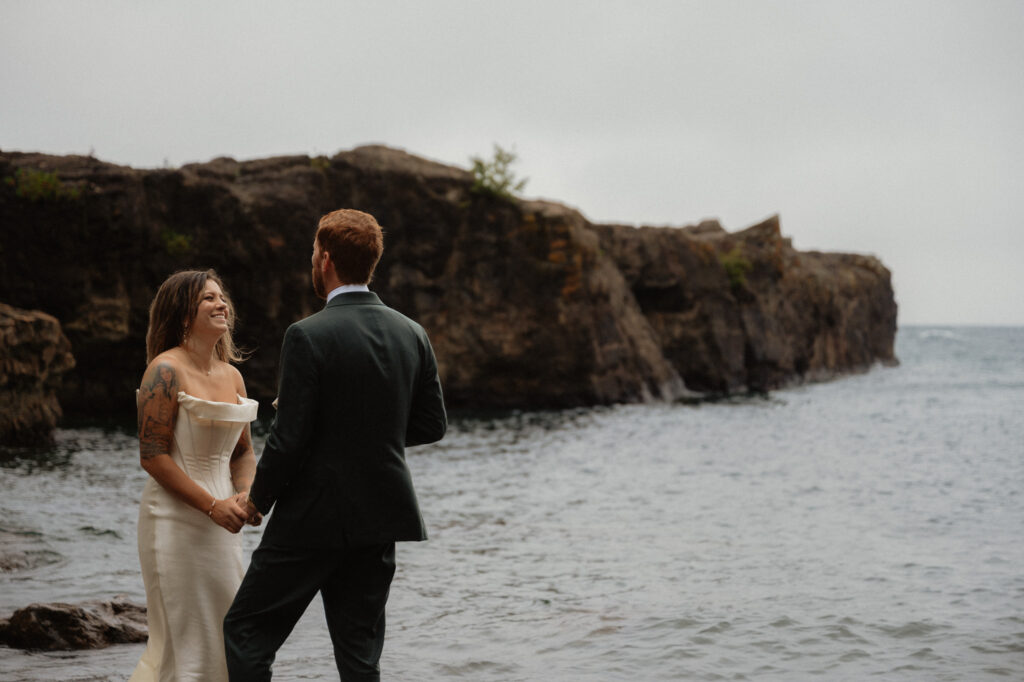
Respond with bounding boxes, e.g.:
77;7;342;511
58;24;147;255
130;392;258;682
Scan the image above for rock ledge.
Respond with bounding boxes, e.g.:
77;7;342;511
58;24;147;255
0;598;147;650
0;303;75;445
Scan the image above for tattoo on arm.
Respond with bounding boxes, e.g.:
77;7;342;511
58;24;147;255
138;363;178;460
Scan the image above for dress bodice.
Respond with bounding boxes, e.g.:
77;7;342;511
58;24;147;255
171;391;259;498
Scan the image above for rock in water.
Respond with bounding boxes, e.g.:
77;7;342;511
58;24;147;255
0;303;75;445
0;598;146;650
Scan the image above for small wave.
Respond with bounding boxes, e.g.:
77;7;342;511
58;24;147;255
839;648;871;662
982;667;1016;676
0;527;63;573
698;621;732;634
917;329;962;342
639;616;700;631
0;526;44;538
889;663;926;673
825;624;872;645
972;640;1024;655
0;548;63;573
874;620;949;639
586;625;622;637
77;526;122;539
910;647;941;660
436;659;523;677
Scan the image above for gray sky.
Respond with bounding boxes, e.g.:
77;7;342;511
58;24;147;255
3;1;1022;325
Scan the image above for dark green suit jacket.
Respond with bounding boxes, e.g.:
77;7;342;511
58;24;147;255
249;292;447;547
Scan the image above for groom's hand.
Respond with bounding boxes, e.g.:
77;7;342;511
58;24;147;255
236;493;263;526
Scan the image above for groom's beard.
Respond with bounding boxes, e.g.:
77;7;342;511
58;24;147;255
312;265;326;299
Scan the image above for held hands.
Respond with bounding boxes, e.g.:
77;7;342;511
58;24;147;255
235;492;263;527
208;496;249;533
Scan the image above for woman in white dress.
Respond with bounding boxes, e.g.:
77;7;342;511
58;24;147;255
130;270;261;682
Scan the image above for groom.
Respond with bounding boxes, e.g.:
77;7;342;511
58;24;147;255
224;209;447;680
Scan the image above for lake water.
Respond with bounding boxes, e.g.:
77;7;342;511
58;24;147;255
1;326;1022;680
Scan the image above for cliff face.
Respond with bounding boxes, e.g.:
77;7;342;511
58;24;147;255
0;146;896;416
594;216;898;394
0;304;75;444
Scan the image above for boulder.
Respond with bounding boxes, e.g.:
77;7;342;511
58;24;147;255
0;303;75;445
0;598;147;650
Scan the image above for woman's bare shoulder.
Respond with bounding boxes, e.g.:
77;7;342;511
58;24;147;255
148;347;188;366
225;362;247;397
140;350;186;395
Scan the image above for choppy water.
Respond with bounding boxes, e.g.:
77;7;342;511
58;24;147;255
1;326;1022;680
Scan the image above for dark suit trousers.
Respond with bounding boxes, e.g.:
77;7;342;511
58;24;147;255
223;542;396;682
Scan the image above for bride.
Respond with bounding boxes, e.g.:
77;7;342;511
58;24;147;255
130;269;261;682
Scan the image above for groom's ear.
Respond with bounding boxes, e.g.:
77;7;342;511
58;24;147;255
321;250;342;283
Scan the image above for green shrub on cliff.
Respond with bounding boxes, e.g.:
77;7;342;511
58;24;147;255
470;144;527;201
719;246;752;292
4;168;81;202
161;228;192;256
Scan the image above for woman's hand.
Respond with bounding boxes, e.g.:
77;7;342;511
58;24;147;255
209;496;249;533
232;491;263;527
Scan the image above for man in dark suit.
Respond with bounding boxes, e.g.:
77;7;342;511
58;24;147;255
224;208;447;681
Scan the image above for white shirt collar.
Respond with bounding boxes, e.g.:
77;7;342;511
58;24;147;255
326;284;370;303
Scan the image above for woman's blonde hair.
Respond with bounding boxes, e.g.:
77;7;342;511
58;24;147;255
145;269;245;364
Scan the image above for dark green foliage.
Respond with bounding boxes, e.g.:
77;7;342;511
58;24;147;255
719;246;752;292
4;168;82;202
469;144;527;201
160;228;192;256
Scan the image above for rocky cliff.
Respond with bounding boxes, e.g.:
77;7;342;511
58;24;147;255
0;303;75;444
0;146;897;418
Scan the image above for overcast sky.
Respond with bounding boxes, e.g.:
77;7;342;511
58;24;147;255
3;1;1022;325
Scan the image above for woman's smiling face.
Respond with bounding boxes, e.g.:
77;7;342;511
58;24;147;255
191;279;230;337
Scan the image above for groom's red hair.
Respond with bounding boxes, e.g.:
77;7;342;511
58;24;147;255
316;209;384;285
